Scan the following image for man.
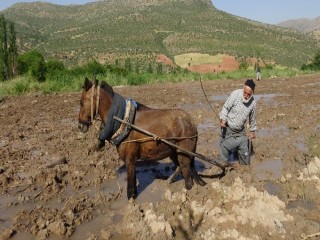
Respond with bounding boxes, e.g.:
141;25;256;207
256;66;261;81
219;79;256;165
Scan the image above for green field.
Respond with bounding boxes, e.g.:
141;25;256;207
175;53;224;68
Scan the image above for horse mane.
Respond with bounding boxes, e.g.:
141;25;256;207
100;81;114;97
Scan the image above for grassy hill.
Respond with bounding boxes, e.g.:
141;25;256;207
1;0;318;68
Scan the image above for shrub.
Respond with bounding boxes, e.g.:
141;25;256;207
17;50;46;81
301;50;320;71
46;59;65;73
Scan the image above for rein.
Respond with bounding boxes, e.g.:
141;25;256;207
199;76;220;121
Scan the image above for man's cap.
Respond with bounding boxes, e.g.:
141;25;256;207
244;79;255;92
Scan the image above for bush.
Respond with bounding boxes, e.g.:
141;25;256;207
17;50;46;81
46;59;65;73
85;60;105;75
301;50;320;71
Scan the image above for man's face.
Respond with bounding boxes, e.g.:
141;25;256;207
243;85;253;103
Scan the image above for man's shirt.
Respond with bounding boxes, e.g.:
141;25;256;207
219;89;257;132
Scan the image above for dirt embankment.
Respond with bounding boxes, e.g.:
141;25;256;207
1;74;320;240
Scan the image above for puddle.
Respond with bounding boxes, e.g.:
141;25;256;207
211;93;285;105
264;181;281;197
211;95;228;102
294;142;308;153
0;195;36;232
197;121;217;133
265;182;318;211
71;213;113;239
10;232;34;240
99;159;207;208
256;125;289;138
287;199;317;210
253;159;282;181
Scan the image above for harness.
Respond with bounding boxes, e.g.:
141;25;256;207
94;85;137;146
110;99;137;146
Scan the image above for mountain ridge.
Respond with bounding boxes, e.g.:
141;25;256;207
278;16;320;33
1;0;318;68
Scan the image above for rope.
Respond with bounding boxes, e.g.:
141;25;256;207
199;76;220;121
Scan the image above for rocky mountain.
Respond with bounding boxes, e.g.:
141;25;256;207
278;16;320;33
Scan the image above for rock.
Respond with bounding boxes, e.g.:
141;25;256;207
100;230;112;240
47;220;67;235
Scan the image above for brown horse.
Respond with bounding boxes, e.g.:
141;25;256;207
78;78;208;199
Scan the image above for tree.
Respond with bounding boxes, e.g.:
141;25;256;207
301;50;320;71
8;22;18;77
0;15;8;81
0;16;18;81
46;59;65;73
156;63;163;75
313;50;320;68
17;50;46;81
124;58;132;72
147;63;153;74
85;60;104;76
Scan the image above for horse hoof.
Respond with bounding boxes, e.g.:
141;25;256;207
185;181;193;190
127;189;137;200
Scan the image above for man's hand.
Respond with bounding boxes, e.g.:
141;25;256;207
220;119;226;128
249;131;255;139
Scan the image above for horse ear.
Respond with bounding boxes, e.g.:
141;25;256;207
84;77;92;91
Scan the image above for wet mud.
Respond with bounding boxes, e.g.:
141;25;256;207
1;74;320;239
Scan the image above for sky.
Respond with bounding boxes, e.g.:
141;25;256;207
0;0;319;24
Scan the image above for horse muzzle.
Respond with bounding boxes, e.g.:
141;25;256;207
78;119;91;133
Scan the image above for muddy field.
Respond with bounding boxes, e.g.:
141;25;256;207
1;74;320;240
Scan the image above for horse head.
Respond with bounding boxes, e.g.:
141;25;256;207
78;77;114;133
78;77;99;133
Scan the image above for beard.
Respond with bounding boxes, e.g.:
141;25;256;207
243;95;252;104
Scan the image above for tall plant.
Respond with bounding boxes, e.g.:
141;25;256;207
0;15;17;81
8;22;18;77
0;15;6;81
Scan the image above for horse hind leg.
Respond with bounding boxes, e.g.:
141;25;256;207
168;153;181;184
191;158;206;186
177;152;194;190
167;166;181;183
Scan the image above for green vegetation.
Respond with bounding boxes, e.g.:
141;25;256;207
1;0;318;69
0;59;315;97
301;50;320;71
0;15;17;81
175;53;223;68
0;1;319;97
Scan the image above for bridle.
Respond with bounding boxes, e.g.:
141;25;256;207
90;84;100;124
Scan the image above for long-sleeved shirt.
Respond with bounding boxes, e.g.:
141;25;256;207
219;89;257;132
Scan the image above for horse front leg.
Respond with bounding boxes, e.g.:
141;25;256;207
125;158;137;200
